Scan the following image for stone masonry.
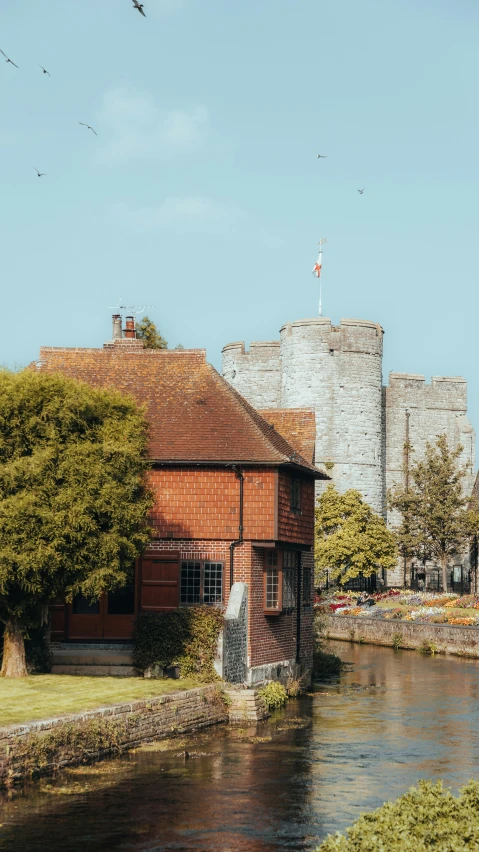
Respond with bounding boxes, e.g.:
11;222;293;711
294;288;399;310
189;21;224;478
222;317;476;584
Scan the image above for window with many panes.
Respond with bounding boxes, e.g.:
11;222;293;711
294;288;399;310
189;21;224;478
180;561;223;605
264;550;280;613
290;477;301;511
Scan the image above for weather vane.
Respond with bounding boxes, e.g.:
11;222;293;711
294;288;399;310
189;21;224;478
312;237;327;317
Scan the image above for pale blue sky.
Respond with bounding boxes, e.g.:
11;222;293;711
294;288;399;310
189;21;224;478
2;1;479;439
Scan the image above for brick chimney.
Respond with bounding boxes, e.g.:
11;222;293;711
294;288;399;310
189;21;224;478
112;314;122;340
124;316;136;339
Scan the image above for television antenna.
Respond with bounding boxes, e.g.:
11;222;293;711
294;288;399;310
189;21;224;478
108;299;155;318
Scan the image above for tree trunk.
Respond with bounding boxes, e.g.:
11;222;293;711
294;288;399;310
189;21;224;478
1;618;28;678
440;555;448;595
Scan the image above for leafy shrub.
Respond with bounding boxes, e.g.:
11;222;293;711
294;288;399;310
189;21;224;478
316;780;479;850
419;641;439;656
258;681;288;710
313;648;344;679
133;607;224;682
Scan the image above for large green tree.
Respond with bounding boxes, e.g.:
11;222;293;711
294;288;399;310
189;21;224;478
315;485;397;585
136;316;168;350
0;370;153;677
388;433;478;592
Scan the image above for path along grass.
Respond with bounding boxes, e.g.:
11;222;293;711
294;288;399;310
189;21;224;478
0;675;199;727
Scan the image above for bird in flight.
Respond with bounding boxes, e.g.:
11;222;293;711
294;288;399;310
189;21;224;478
358;188;365;194
0;49;18;68
34;167;46;177
39;65;51;77
132;0;146;16
79;122;98;136
317;153;328;159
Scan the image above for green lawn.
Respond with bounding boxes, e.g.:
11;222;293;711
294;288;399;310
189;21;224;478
0;675;200;728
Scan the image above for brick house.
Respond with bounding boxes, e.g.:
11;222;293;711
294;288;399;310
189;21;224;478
39;321;327;684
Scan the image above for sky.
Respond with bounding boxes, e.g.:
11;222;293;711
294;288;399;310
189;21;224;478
2;1;479;442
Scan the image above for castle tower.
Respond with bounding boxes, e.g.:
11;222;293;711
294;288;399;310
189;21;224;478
222;317;385;515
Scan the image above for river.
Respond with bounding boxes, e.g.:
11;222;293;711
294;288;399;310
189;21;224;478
2;642;479;851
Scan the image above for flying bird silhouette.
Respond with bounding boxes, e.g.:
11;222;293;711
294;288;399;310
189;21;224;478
358;188;365;194
132;0;146;16
0;49;18;68
34;168;46;177
79;122;98;136
317;153;328;159
39;65;51;77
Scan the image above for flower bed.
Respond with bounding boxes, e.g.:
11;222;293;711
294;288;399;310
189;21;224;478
316;589;479;626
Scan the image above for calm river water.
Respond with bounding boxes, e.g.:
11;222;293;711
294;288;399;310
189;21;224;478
3;642;479;851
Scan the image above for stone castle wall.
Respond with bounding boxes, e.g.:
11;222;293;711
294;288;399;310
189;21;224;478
384;373;475;585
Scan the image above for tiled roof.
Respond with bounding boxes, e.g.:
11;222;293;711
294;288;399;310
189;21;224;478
37;344;325;477
258;409;316;465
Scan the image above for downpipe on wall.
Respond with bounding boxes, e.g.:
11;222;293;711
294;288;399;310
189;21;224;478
230;466;244;589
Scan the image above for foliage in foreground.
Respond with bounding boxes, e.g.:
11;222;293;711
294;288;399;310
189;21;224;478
133;607;224;682
258;681;288;710
388;434;479;593
317;780;479;851
315;485;397;585
0;370;153;677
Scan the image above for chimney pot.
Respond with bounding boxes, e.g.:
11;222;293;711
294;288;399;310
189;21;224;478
124;315;136;339
112;314;122;340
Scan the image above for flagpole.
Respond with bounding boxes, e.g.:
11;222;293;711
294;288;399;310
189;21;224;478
318;255;323;317
315;236;327;317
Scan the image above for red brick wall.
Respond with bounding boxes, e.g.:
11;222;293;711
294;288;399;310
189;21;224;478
248;546;314;670
277;472;315;545
148;467;276;541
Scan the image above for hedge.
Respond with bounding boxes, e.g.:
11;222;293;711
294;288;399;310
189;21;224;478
133;607;224;682
317;780;479;851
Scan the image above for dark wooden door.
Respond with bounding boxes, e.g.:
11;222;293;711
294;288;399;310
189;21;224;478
67;583;137;640
140;553;180;612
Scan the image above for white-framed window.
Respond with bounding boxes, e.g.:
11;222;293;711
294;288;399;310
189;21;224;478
180;561;223;605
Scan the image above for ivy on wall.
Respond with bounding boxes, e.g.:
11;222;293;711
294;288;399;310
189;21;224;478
133;607;224;682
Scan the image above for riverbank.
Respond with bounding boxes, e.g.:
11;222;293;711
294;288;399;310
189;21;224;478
324;613;479;656
0;684;228;789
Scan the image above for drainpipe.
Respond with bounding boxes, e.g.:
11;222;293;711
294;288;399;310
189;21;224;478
229;466;244;589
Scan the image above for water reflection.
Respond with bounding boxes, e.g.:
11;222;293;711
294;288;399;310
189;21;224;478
3;643;479;850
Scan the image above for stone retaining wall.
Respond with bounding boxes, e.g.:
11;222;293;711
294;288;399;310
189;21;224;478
324;615;479;657
0;685;227;789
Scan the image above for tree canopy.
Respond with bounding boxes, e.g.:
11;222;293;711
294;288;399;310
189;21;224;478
388;433;478;592
315;485;397;585
0;370;153;676
136;316;168;350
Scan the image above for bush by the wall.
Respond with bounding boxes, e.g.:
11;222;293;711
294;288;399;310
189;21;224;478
317;780;479;850
312;648;344;680
258;681;288;710
133;607;224;682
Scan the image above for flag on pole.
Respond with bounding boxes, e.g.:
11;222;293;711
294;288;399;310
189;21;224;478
312;251;322;278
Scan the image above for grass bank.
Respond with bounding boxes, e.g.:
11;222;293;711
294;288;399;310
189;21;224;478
0;675;199;727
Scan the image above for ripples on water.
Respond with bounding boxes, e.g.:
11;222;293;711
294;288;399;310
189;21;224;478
2;642;479;851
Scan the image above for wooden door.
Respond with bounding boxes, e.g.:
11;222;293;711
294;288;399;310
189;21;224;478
67;595;103;640
140;553;180;612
